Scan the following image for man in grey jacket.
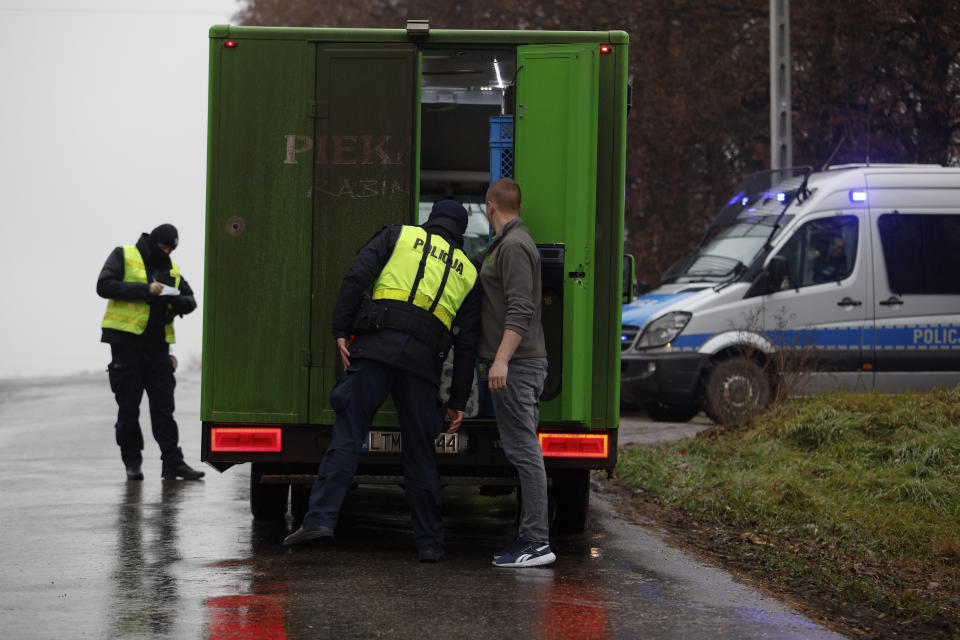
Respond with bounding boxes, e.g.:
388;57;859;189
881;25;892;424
478;178;555;568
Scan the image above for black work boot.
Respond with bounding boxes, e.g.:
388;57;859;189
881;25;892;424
125;466;144;481
417;547;445;563
161;462;205;480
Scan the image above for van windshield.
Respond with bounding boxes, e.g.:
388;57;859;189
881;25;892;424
660;168;810;284
661;216;791;283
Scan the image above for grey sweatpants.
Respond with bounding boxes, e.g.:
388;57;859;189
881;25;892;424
492;356;549;543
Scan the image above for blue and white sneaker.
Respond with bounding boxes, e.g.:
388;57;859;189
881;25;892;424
492;537;556;568
493;537;527;560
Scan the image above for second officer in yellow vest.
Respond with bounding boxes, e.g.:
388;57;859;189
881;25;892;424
284;200;481;562
97;224;204;481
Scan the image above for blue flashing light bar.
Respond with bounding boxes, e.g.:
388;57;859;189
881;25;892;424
727;191;745;206
849;190;867;203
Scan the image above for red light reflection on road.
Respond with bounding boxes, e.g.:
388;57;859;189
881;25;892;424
540;581;609;639
206;594;287;640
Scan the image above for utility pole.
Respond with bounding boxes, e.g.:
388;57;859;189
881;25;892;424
770;0;792;169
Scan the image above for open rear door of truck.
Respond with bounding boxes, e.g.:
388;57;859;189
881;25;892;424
513;44;600;426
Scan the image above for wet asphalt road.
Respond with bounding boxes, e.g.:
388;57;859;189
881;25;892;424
0;372;846;639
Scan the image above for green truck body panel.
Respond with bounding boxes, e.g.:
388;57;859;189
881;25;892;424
202;39;313;424
201;25;628;477
307;44;417;425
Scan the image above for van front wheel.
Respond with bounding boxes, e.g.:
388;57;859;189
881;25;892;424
701;357;771;426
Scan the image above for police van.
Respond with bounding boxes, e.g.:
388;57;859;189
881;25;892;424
621;164;960;424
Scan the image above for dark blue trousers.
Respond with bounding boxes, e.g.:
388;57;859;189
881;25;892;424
107;344;184;469
304;358;445;550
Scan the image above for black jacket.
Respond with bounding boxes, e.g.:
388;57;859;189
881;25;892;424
332;223;481;411
96;233;197;349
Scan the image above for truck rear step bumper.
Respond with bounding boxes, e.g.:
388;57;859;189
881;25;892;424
260;474;534;487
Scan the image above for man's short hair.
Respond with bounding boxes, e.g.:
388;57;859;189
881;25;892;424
487;178;522;212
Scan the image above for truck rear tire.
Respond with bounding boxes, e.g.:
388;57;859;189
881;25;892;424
250;463;289;520
701;356;771;425
643;401;699;423
550;470;591;534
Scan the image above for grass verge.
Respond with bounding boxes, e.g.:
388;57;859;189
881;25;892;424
615;387;960;639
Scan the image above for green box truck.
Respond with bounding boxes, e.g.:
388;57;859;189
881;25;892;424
200;22;629;533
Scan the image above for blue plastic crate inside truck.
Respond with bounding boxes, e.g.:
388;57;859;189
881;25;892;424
489;116;514;181
489;115;514;143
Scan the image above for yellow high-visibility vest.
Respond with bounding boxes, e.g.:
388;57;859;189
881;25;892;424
372;226;477;329
101;246;181;343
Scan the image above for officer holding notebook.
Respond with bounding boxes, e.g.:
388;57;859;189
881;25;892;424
97;224;203;482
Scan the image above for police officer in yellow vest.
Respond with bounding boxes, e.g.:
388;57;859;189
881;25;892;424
97;224;204;481
284;200;481;561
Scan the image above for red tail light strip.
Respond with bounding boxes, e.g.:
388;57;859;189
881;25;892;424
538;433;609;459
211;427;282;452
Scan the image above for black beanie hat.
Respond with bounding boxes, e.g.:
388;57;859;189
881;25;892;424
426;199;469;236
150;224;179;250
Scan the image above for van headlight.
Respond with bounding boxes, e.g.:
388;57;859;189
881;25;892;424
636;312;692;349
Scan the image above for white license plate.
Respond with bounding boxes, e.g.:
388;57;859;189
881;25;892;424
364;430;464;454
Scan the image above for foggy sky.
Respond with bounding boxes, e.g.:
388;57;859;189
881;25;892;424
0;0;239;378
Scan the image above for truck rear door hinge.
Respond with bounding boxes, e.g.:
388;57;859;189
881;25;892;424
302;349;312;366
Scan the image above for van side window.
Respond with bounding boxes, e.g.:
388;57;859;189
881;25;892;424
774;215;858;289
877;213;960;294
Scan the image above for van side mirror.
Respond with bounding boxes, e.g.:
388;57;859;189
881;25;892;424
745;255;788;298
622;254;636;304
